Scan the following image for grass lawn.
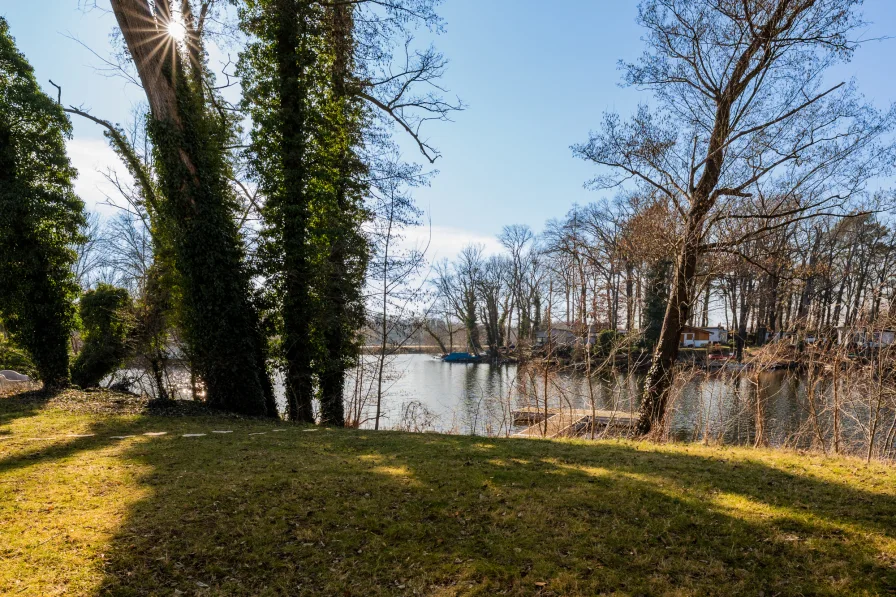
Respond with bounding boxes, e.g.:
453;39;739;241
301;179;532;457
1;390;895;596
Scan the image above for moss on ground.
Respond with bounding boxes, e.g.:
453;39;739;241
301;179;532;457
1;389;894;596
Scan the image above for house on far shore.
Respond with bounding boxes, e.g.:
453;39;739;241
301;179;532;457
836;327;863;347
869;329;896;348
679;326;711;348
535;326;579;347
769;330;819;345
703;326;728;344
582;322;617;346
836;327;896;348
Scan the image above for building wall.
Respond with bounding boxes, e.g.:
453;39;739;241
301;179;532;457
706;329;727;343
680;329;710;347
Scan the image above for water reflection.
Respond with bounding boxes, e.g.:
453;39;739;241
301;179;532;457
115;354;894;457
352;355;893;456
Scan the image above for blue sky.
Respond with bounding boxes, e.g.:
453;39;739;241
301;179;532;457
4;0;896;261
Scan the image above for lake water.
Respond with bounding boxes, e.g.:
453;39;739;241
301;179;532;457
349;354;894;457
117;353;895;457
353;354;754;437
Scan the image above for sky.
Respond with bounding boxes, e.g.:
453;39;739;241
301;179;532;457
4;0;896;263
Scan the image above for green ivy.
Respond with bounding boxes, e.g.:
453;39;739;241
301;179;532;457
239;1;370;426
146;53;276;416
71;284;133;388
644;259;672;348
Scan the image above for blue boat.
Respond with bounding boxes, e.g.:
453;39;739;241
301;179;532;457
441;352;483;363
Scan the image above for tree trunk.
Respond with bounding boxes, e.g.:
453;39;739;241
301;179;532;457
111;0;274;416
423;322;448;354
625;262;635;332
735;276;753;361
637;217;702;435
317;0;363;427
701;281;710;328
273;1;317;423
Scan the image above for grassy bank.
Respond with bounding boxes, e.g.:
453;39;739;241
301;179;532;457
1;390;894;596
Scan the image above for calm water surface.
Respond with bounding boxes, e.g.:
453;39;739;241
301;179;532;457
120;353;893;454
348;355;892;455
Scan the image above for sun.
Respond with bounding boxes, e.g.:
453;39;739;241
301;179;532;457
167;18;187;43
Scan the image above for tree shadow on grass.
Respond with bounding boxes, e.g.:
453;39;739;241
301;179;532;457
88;428;896;596
0;389;172;477
0;385;56;437
0;388;255;476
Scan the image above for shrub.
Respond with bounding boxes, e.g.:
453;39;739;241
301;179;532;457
71;284;133;388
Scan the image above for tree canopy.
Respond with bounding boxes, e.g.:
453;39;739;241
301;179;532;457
0;17;85;388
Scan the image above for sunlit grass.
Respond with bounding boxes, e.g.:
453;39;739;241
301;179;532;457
1;393;894;596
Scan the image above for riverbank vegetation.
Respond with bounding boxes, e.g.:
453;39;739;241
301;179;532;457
1;388;894;596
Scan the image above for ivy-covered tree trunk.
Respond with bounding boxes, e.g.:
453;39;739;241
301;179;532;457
643;259;672;347
464;290;481;355
0;19;85;389
240;0;321;422
273;0;317;423
111;0;274;416
316;2;368;426
637;225;701;436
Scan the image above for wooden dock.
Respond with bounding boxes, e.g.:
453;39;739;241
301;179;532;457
512;407;636;438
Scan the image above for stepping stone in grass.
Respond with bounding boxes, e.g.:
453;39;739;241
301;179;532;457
248;432;267;436
272;429;287;432
65;434;95;438
111;435;136;439
302;429;318;432
143;432;167;436
182;433;207;437
211;430;232;434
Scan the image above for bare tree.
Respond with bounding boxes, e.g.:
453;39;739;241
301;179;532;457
434;245;485;355
574;0;896;436
477;255;511;358
364;158;430;430
348;0;463;162
73;212;107;289
498;224;543;346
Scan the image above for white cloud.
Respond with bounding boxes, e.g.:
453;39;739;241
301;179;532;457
402;225;504;263
67;137;130;216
